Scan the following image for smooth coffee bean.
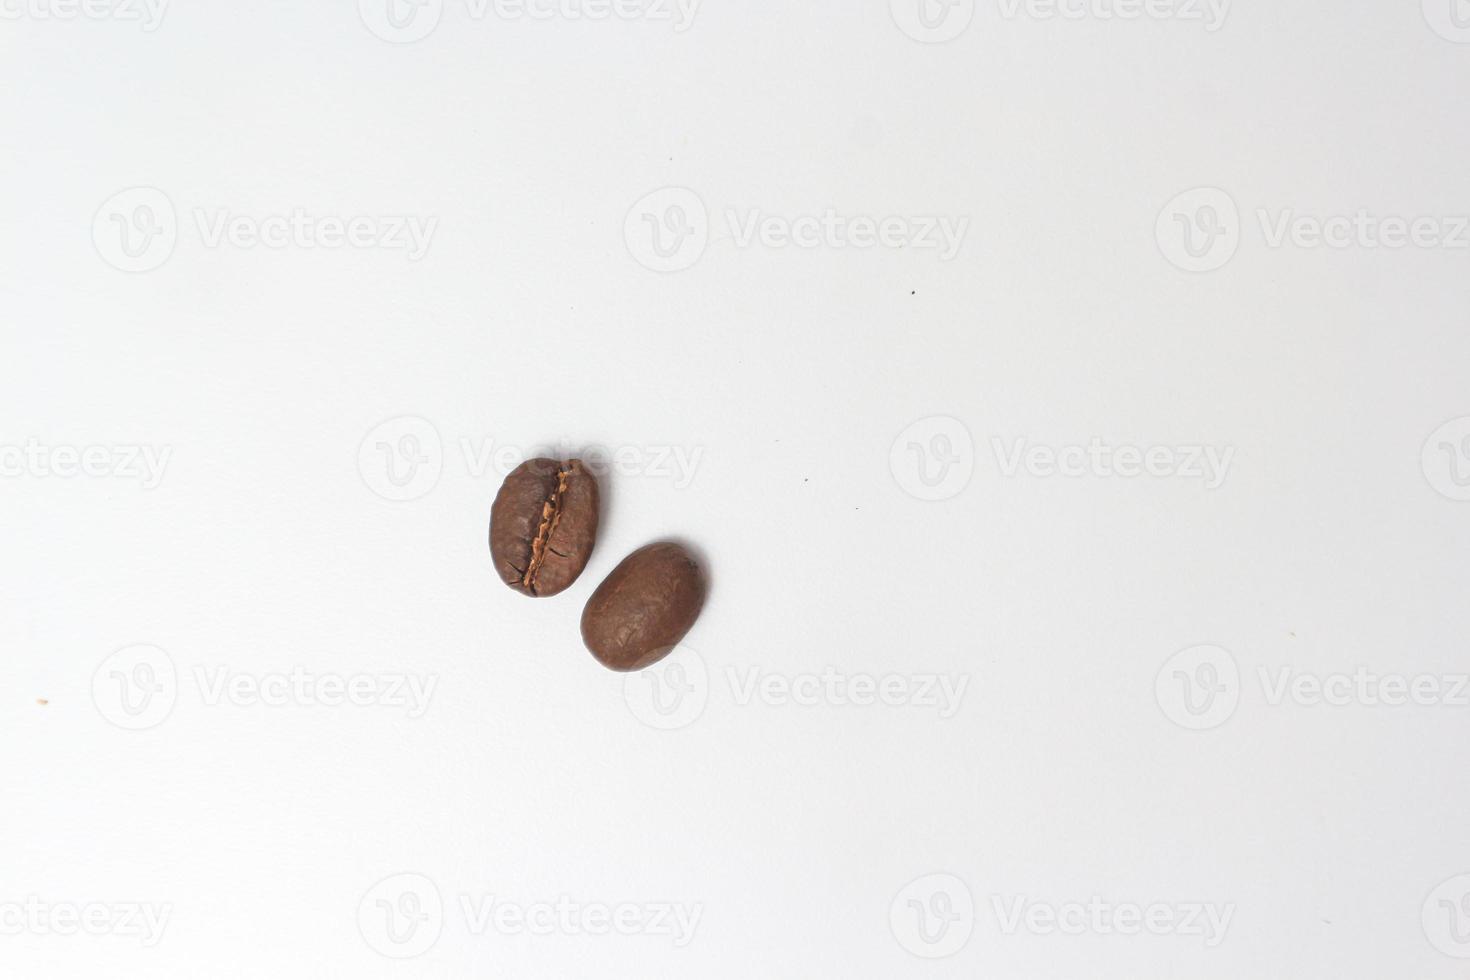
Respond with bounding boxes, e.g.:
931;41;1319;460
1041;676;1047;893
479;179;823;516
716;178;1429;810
581;542;706;671
489;458;599;597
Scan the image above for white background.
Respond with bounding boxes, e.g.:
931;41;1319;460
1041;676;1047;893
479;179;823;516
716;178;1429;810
3;1;1470;977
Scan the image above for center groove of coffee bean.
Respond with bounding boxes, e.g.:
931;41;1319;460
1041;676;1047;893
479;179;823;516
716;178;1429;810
522;466;570;591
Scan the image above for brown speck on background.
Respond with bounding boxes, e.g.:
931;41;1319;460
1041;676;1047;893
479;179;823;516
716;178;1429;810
36;698;48;706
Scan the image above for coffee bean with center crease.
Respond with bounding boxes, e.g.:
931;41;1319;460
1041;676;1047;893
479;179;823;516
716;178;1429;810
581;542;706;671
489;458;599;597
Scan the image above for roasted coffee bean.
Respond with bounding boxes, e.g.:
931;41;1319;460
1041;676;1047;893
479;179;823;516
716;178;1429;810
489;458;599;597
581;542;706;671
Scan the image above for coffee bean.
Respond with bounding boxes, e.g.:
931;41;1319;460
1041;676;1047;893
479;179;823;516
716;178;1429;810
581;542;706;671
489;458;599;597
